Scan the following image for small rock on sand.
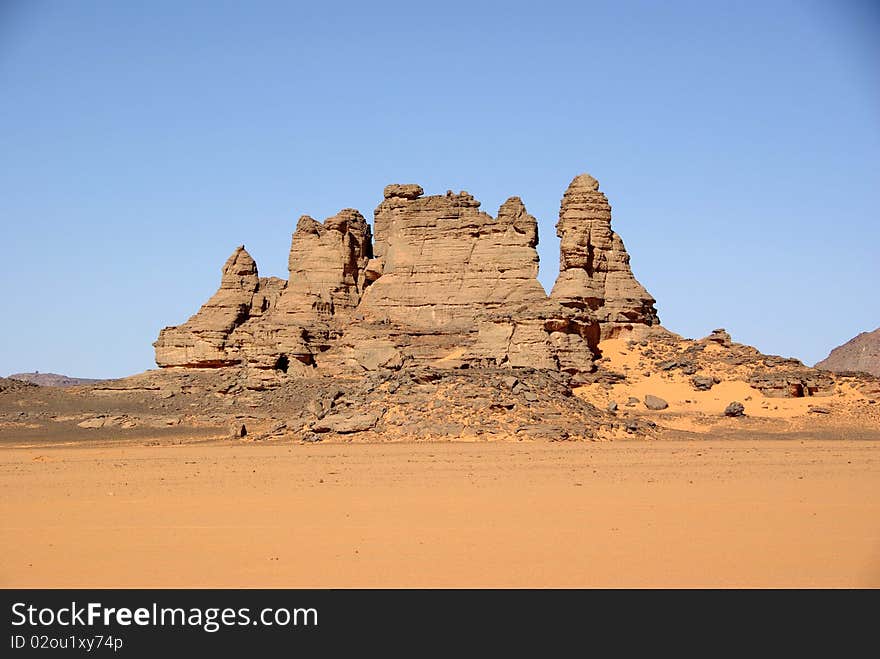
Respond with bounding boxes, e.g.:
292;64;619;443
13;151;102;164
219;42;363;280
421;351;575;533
644;395;669;410
724;402;745;417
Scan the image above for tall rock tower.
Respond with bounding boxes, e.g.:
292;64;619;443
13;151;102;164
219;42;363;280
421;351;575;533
550;173;659;338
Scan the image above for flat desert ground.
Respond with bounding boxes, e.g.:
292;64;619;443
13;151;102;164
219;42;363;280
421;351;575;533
2;437;879;588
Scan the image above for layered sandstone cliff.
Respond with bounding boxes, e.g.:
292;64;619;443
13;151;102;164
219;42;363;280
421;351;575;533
155;173;659;379
359;186;546;328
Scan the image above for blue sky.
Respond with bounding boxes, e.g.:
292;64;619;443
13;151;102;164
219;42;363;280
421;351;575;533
1;0;878;378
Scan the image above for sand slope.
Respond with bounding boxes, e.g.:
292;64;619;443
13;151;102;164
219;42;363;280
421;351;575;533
575;338;880;436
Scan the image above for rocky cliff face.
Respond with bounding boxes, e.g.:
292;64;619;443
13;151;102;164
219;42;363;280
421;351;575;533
154;173;658;379
551;174;659;338
816;328;880;377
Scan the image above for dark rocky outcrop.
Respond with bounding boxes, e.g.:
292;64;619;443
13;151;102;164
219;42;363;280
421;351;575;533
7;373;104;387
816;328;880;377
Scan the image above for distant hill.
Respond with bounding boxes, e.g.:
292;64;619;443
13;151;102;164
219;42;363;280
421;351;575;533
7;372;105;387
815;328;880;377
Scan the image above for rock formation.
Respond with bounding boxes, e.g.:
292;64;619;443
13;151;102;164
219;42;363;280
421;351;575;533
154;246;262;368
361;186;546;328
279;209;372;322
155;173;657;381
551;174;659;338
7;172;872;447
816;328;880;377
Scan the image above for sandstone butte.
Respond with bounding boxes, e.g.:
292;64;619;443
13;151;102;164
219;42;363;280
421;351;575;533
5;174;880;590
5;172;877;446
154;173;659;382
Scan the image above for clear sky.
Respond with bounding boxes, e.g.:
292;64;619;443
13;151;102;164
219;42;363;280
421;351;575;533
1;0;878;378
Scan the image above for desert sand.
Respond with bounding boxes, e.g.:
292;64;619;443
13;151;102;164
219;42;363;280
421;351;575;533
2;437;878;588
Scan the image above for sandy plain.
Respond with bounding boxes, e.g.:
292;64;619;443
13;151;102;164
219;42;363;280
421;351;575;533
2;436;878;588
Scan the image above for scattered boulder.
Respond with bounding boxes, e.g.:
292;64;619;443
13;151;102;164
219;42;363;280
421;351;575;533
644;395;669;410
691;375;716;391
724;401;745;417
77;416;108;429
354;341;403;371
383;183;424;200
680;361;698;376
312;412;379;434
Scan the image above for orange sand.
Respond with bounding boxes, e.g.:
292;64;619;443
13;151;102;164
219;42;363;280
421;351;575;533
1;439;878;588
